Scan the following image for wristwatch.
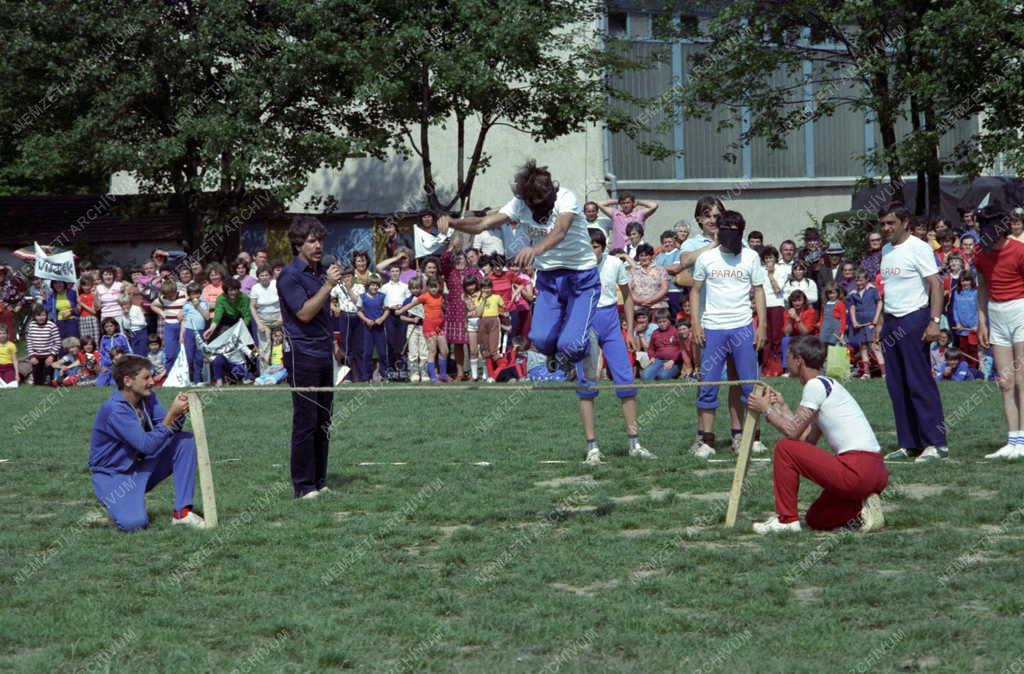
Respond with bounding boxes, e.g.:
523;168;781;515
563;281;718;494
931;316;941;324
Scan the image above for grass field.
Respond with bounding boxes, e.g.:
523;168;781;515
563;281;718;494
2;379;1022;673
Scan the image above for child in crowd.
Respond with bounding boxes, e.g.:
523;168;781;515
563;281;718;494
938;347;979;381
381;263;410;381
780;290;818;370
930;329;951;379
97;317;131;386
619;316;636;372
951;272;979;363
818;283;847;346
462;276;482;381
677;318;696;378
782;260;818;307
118;289;148;355
846;270;885;379
255;327;288;385
27;305;61;385
477;277;505;382
77;335;99;385
400;277;428;382
358;274;391;381
77;275;100;342
147;334;167;384
52;337;84;386
398;278;449;383
632;310;654;371
152;280;186;371
0;325;18;387
46;279;79;342
494;336;529;382
181;282;209;385
97;345;126;386
641;308;682;380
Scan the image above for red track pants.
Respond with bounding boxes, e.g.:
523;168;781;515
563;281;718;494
773;439;889;530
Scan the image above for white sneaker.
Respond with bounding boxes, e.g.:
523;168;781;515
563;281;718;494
485;377;495;383
689;439;716;459
859;494;885;532
629;445;658;460
318;486;331;494
171;511;207;529
300;489;321;500
752;440;768;454
1006;445;1024;460
985;445;1015;459
584;448;604;466
914;446;941;463
410;373;421;383
752;516;801;535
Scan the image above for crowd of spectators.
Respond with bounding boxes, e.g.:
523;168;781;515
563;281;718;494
1;195;1020;389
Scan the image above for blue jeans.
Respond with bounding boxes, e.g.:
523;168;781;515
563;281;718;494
641;359;680;380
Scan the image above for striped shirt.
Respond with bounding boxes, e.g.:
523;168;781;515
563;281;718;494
154;293;188;324
27;320;61;356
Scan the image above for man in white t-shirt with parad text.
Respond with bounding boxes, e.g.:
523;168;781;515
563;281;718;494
690;210;767;458
874;201;948;463
746;335;887;534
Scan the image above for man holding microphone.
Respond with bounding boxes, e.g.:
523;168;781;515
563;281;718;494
277;215;343;499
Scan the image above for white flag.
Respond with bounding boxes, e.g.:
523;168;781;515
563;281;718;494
413;226;451;258
33;242;77;284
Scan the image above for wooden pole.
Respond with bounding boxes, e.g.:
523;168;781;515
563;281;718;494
188;391;218;528
724;382;766;528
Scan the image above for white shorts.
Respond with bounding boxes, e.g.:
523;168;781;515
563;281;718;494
467;317;480;332
988;298;1024;347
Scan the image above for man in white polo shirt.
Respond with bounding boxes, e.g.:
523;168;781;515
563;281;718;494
577;229;655;465
746;335;887;533
690;209;767;458
874;202;948;462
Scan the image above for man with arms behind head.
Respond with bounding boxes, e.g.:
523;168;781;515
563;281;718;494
89;354;205;531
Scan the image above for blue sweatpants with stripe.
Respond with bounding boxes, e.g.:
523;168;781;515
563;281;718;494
91;432;197;532
697;323;758;410
577;304;636;400
529;268;601;364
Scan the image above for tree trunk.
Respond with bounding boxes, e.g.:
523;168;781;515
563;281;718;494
871;71;905;204
923;104;942;217
911;95;926;216
418;61;442;212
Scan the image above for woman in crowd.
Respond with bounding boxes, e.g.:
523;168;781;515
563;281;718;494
202;262;227;307
781;260;818;308
96;267;126;321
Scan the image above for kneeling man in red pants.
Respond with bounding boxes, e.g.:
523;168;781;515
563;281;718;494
746;335;887;534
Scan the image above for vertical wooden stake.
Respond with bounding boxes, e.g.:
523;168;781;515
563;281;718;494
725;382;766;528
188;391;218;528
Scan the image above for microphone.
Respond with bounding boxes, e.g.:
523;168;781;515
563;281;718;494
322;254;337;268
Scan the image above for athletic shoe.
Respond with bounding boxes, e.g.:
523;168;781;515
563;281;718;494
629;445;658;460
937;446;949;459
752;516;801;535
859;494;884;532
410;373;421;383
318;486;332;494
884;448;913;461
1008;446;1024;460
584;448;604;466
689;439;716;459
985;445;1015;459
299;489;321;500
485;377;495;383
171;511;207;528
752;440;768;454
915;446;941;463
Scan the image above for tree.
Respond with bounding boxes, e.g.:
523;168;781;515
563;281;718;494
354;0;647;213
670;0;1023;216
2;0;389;260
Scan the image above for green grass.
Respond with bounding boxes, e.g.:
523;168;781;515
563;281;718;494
1;379;1021;673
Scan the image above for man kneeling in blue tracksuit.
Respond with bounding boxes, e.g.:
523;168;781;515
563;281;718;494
89;354;206;531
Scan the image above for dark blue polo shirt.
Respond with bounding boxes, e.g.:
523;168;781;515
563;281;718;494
278;257;333;359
